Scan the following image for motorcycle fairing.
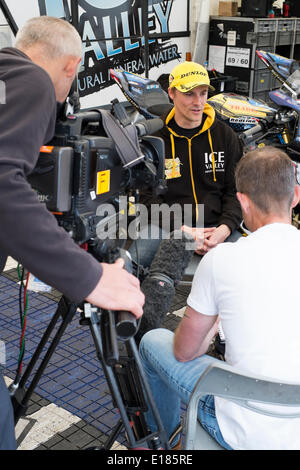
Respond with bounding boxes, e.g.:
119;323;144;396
256;50;297;83
269;90;300;114
208;92;276;131
110;68;171;119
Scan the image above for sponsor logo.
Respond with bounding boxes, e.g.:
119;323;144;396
229;117;258;124
204;151;225;173
37;194;51;203
179;71;206;78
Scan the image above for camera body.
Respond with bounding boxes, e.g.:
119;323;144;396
28;108;165;244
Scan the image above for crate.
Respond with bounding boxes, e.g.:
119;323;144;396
254;46;273;70
253;69;272;92
276;19;295;45
252;90;269;103
271;74;283;90
257;20;277;33
247;31;275;48
252;90;276;107
249;20;277;48
218;2;238;17
235;80;249;94
295;19;300;44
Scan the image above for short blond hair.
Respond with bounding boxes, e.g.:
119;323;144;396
235;146;295;214
15;16;82;60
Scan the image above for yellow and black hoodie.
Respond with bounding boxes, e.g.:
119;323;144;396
153;102;243;233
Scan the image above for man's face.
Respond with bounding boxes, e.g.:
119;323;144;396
53;56;81;103
168;85;209;129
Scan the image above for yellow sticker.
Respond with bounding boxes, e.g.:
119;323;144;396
165;157;181;179
258;142;265;148
97;170;110;194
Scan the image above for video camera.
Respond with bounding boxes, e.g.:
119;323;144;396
27;100;166;244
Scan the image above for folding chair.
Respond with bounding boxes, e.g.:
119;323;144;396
183;362;300;450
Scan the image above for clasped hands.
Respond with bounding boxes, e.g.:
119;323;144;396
181;224;231;255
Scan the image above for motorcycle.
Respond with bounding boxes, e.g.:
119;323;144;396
109;50;300;224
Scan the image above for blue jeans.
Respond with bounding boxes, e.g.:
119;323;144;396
0;374;16;450
128;224;168;268
129;224;242;269
139;328;232;450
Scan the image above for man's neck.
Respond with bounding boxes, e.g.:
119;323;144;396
173;112;204;130
171;114;205;133
252;214;292;231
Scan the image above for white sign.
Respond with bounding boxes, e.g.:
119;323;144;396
226;47;250;68
227;30;236;46
208;45;226;74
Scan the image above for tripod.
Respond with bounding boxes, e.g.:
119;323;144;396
9;251;170;450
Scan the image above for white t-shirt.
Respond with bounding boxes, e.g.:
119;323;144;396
187;223;300;450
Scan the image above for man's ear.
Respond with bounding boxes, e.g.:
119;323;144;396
64;56;81;79
236;192;250;214
168;86;175;101
291;184;300;209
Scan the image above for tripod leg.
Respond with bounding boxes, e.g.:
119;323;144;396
126;338;170;449
87;309;170;449
10;297;78;423
87;309;139;446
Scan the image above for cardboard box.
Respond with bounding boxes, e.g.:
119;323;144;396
218;1;238;17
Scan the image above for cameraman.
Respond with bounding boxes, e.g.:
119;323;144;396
0;16;144;449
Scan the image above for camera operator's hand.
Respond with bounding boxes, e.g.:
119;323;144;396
85;258;145;318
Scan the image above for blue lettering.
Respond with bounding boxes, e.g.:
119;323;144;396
121;11;139;52
103;16;122;57
81;20;105;64
42;0;65;17
138;7;156;47
153;1;173;34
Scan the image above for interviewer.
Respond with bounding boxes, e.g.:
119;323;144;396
0;16;144;450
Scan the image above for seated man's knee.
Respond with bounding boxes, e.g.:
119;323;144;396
139;328;174;358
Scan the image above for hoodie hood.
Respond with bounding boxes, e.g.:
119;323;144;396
164;101;216;133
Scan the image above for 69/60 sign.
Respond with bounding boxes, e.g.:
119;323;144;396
226;47;250;68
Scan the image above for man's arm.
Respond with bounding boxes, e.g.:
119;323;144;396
174;306;218;362
0;59;144;313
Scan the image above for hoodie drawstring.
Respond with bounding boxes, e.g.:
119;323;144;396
208;129;217;182
170;133;176;178
168;129;217;222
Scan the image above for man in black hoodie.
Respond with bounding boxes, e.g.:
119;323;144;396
0;16;144;449
131;61;243;263
159;61;243;253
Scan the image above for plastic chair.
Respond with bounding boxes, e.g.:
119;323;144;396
183;362;300;450
180;253;202;286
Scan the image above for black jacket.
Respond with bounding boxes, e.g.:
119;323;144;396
0;48;102;302
152;103;243;233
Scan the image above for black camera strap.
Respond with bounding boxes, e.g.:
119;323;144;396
96;109;145;169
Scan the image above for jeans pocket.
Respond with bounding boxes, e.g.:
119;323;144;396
201;422;218;441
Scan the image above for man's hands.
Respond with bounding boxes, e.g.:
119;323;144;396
182;224;231;255
86;258;145;318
